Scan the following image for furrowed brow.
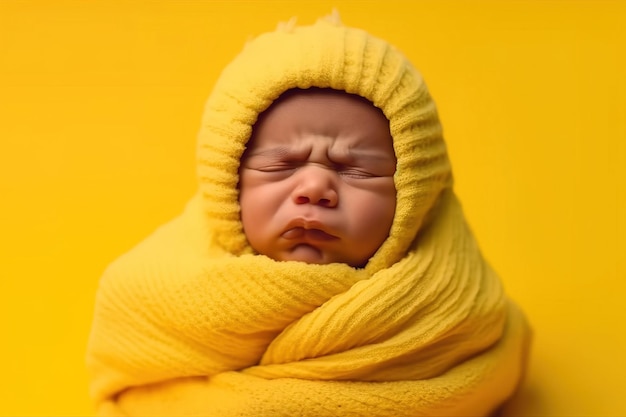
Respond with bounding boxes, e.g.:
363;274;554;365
332;148;396;164
246;145;310;160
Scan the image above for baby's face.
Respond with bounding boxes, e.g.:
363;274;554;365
239;89;396;267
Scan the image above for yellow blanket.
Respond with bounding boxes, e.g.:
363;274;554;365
87;15;531;416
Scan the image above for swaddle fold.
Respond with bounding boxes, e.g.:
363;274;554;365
87;14;531;416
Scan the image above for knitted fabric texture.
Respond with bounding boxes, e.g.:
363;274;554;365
87;15;531;416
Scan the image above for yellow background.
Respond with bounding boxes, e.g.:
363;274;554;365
1;1;624;415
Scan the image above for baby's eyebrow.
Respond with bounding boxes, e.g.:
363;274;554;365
244;144;396;166
331;147;396;164
245;145;307;159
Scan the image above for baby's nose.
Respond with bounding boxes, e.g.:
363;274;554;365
292;167;338;207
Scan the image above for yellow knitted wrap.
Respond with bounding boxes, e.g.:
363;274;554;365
87;15;531;416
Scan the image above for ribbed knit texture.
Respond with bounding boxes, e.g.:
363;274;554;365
87;13;531;416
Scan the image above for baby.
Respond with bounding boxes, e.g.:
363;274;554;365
239;88;397;268
87;13;531;417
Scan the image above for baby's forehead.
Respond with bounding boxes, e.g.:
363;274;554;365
246;88;394;152
243;89;396;166
256;87;387;124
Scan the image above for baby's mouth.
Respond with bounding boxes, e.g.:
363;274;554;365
281;227;337;241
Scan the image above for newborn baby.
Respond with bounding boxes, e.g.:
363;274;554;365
87;12;531;417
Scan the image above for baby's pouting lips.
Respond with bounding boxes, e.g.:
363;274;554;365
281;227;337;241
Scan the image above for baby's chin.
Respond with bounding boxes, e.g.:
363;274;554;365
282;244;333;265
271;245;366;268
